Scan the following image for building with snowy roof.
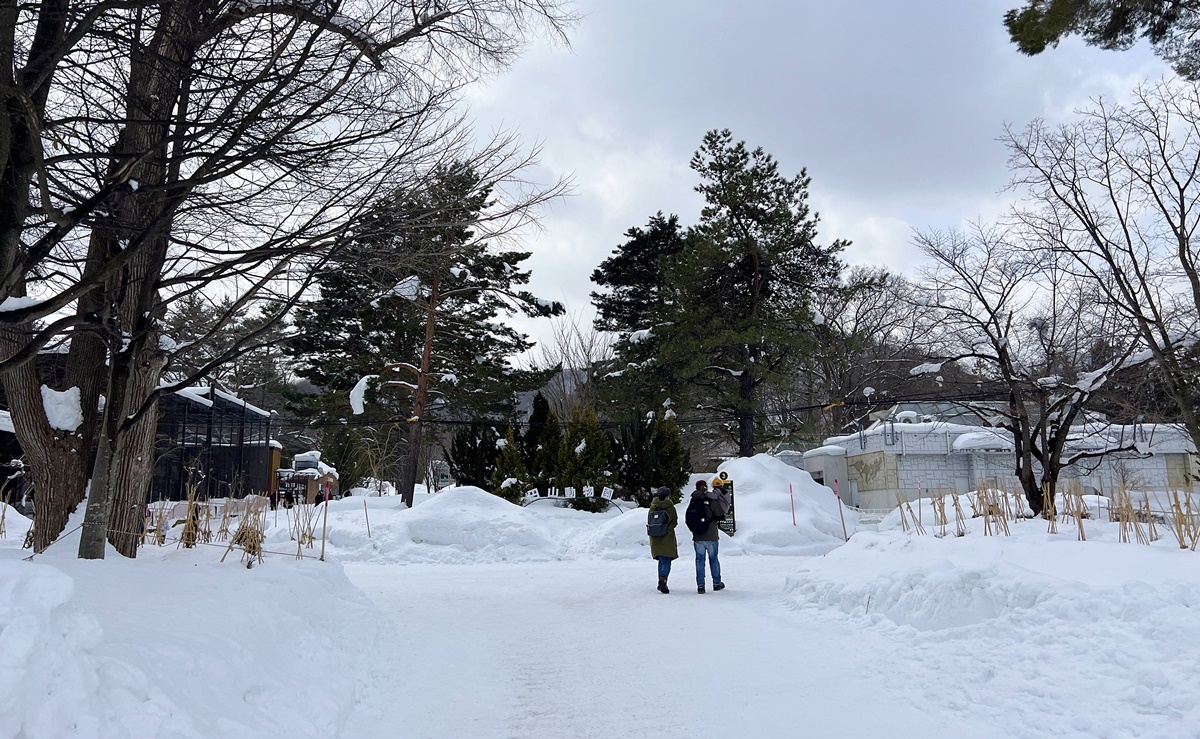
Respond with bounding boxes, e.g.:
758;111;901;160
793;410;1197;510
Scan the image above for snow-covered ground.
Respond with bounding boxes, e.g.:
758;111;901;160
3;457;1199;737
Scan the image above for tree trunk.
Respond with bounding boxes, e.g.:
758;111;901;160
78;1;194;557
107;336;167;556
737;365;755;457
399;277;439;507
0;355;90;551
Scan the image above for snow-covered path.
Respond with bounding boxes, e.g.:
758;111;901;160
346;557;994;739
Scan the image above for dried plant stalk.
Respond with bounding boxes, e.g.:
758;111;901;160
895;493;910;533
1044;484;1058;534
951;494;968;537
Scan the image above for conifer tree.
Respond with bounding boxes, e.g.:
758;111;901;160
526;398;565;496
611;409;689;506
662;129;846;456
491;428;529;503
444;423;499;489
653;413;690;502
560;404;612;512
590;214;689;411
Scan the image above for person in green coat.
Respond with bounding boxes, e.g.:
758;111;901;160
648;487;678;594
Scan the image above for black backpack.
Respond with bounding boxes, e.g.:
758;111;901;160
685;497;709;535
646;508;671;538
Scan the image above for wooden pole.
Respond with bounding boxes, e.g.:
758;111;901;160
834;480;849;542
364;498;372;538
789;484;796;526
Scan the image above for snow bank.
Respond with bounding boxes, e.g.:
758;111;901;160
0;503;31;545
0;560;151;738
271;486;563;564
783;521;1200;735
1;544;407;738
714;454;857;555
570;505;660;559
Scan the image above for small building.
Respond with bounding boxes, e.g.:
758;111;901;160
151;387;275;501
276;450;339;504
793;413;1197;510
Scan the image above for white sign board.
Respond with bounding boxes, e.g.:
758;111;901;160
564;487;576;499
601;487;614;500
583;486;595;498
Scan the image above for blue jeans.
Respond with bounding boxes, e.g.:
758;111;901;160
694;540;721;586
656;556;672;579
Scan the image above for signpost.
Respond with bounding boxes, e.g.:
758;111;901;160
716;471;736;536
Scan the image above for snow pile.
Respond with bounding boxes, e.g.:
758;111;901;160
714;454;857;555
0;503;31;545
0;559;192;738
272;486;563;564
570;505;660;559
783;523;1200;734
0;545;408;738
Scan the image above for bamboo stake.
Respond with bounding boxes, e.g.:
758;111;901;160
834;480;848;541
1044;483;1058;534
789;484;796;526
364;498;372;538
951;493;967;537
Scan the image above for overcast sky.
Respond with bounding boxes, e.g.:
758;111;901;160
461;0;1166;356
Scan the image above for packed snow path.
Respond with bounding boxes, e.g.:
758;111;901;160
346;558;992;739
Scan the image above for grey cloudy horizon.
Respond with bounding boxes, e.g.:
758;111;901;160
461;1;1166;356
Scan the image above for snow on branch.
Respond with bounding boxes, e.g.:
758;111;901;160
349;374;379;415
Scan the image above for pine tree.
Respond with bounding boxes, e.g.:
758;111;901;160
287;164;559;505
590;214;689;412
560;404;612;512
491;427;529;503
661;129;846;456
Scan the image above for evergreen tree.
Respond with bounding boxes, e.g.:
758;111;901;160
591;212;686;333
524;394;567;496
444;423;499;489
611;408;689;506
491;427;529;503
522;392;553;471
1005;1;1200;79
653;413;690;502
661;129;846;456
590;214;690;413
559;404;612;512
287;164;559;504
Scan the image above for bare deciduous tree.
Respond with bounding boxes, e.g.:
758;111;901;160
1005;78;1200;459
913;224;1140;513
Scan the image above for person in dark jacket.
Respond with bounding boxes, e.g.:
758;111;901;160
687;479;730;593
648;487;678;594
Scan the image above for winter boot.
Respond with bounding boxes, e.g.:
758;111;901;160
657;577;669;594
697;584;705;594
713;582;725;591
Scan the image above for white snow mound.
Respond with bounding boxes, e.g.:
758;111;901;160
714;454;857;555
271;486;563;564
